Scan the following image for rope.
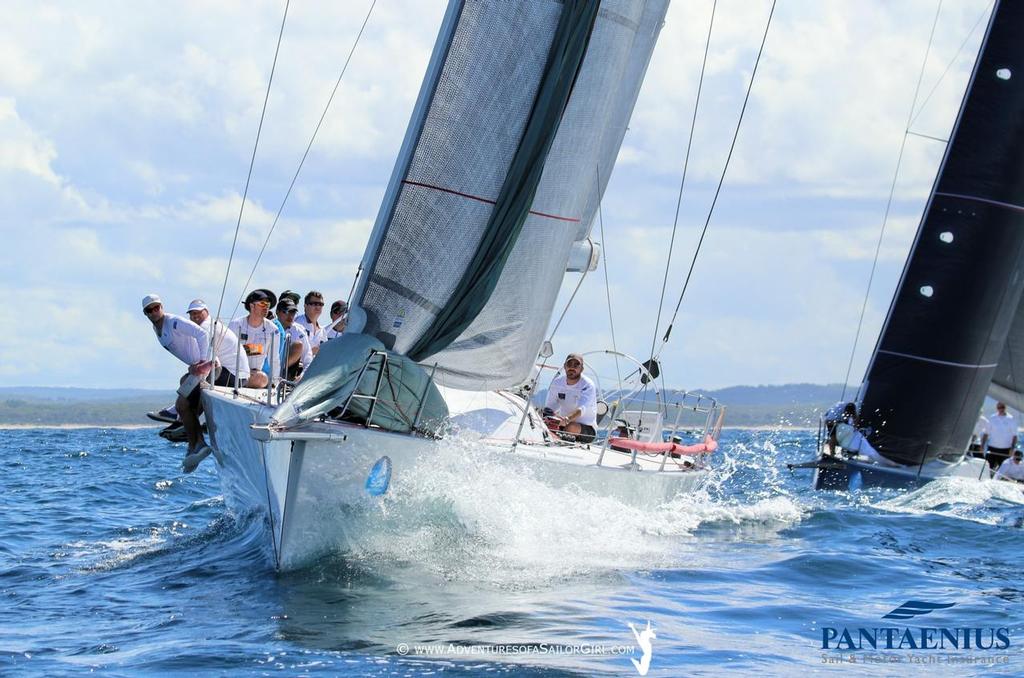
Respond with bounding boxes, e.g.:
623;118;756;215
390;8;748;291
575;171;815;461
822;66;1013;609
229;0;378;319
654;0;776;360
648;0;716;364
840;0;943;401
212;0;291;350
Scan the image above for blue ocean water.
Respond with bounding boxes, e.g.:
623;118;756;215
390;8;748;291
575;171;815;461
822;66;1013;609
1;427;1022;676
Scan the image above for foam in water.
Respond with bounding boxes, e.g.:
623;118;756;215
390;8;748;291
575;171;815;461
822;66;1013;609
335;433;805;583
874;476;1024;525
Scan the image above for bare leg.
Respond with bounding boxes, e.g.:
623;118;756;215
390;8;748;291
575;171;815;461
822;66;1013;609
176;393;204;452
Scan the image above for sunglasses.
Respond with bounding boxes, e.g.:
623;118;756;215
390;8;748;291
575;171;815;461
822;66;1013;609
282;308;298;315
565;360;582;368
306;301;324;306
144;305;161;314
252;299;269;307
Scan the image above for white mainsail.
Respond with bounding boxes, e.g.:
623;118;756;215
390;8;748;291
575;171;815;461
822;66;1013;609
348;0;670;391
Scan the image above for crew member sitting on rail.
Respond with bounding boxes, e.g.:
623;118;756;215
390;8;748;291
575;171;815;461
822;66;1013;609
543;353;597;444
142;294;215;471
228;289;282;389
276;298;313;381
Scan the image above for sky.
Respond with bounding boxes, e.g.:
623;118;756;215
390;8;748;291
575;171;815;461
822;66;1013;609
0;0;994;391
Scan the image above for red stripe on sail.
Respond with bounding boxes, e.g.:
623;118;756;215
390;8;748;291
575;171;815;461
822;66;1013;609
401;179;580;223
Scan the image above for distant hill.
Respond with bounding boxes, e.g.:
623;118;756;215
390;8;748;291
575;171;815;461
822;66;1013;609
0;386;170;402
535;383;855;428
0;387;174;426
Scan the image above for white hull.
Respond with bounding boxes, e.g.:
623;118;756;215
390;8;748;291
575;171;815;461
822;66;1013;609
204;386;713;570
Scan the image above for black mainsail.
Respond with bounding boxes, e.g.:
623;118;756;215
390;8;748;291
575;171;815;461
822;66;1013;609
989;293;1024;412
858;0;1024;466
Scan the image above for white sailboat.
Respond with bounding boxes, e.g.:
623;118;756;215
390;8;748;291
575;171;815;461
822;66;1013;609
203;0;725;570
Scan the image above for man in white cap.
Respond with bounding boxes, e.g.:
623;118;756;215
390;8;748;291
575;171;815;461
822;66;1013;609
543;353;597;443
186;299;248;388
142;294;215;472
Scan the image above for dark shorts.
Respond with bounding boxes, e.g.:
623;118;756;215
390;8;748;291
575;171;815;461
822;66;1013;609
214;369;241;388
987;446;1012;470
574;424;597;444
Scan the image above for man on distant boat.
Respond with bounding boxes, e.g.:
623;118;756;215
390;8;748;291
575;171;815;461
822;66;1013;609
985;402;1017;471
543;353;597;444
276;298;313;381
994;449;1024;484
296;290;326;355
142;294;216;471
970;408;990;457
321;300;349;342
228;289;283;389
824;401;856;455
185;299;248;388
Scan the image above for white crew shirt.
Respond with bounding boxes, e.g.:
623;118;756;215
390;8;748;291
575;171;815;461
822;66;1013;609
296;313;323;349
229;315;282;377
284;323;314;369
987;412;1017;448
155;313;209;366
544;373;598;427
995;457;1024;482
200;317;248;379
321;324;344;343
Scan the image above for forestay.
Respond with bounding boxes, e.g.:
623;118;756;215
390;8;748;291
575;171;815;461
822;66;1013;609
348;0;670;391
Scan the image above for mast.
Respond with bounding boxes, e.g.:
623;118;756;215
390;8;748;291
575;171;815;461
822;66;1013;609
858;0;1024;465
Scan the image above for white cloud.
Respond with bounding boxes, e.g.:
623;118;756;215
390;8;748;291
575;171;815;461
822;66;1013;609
0;0;997;389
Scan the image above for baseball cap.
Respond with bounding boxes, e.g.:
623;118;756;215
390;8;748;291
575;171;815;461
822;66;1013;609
564;353;584;365
141;294;162;310
279;289;301;305
244;288;277;310
277;298;298;313
186;299;207;312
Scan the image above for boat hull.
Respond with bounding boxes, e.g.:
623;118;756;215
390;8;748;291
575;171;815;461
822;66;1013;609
812;453;991;491
204;388;712;570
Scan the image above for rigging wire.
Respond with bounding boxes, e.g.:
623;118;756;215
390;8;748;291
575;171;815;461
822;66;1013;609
229;0;378;319
596;165;623;389
647;0;716;367
653;0;776;362
908;0;994;129
213;0;291;332
839;0;944;402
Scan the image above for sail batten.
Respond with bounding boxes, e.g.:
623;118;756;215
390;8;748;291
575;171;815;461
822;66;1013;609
858;0;1024;465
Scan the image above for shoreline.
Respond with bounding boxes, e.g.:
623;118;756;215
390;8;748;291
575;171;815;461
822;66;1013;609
0;423;813;431
0;423;162;430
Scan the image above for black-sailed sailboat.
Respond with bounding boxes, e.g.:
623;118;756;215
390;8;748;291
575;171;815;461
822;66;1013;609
812;0;1024;490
